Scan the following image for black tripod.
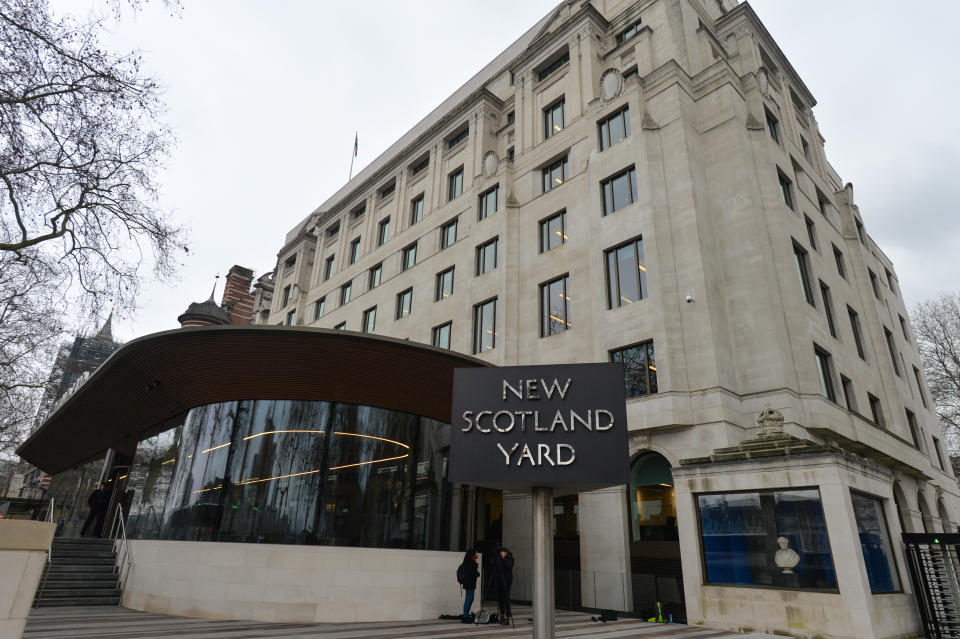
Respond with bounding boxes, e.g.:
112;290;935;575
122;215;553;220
475;555;515;629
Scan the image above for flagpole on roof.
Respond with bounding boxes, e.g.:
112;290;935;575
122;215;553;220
348;132;358;181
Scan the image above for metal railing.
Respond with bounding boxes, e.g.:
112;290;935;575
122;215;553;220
33;498;54;607
109;507;133;603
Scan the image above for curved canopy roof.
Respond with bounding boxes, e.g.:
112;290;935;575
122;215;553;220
17;326;488;474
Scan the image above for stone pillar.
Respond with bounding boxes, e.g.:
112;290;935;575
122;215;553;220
578;485;633;610
502;491;533;600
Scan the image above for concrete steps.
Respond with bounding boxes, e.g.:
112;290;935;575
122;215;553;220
34;537;122;607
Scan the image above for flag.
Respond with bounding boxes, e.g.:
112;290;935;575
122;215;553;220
353;133;358;157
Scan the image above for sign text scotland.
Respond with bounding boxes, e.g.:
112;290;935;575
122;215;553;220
449;363;629;491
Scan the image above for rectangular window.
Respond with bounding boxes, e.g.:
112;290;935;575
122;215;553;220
778;170;794;210
869;394;885;428
802;137;811;162
284;255;296;269
914;366;929;408
793;241;814;306
506;110;515;124
473;298;497;354
610;341;657;399
537;50;569;82
362;306;376;333
819;282;837;338
906;409;921;448
885;269;897;295
817;189;829;216
540;274;571;337
605;237;647;308
447;127;468;149
765;107;780;145
855;218;866;244
848;307;866;359
441;218;458;249
448;167;463;201
432;322;452;349
599;105;631;151
841;375;857;412
411;156;429;176
933;437;946;471
814;344;836;402
544;98;565;139
326;222;340;239
850;492;901;593
395;287;413;319
410;194;424;225
402;242;417;271
314;297;325;320
281;285;291;307
351;204;366;221
601;166;638;216
542;156;569;192
869;269;880;299
899;315;910;343
339;281;352;305
349;237;361;264
805;215;819;251
334;321;346;330
507;146;514;162
833;245;846;279
884;327;901;376
476;237;498;276
285;310;295;326
379;181;395;200
368;263;382;290
377;217;390;246
615;18;642;45
539;210;567;253
323;256;335;281
478;185;499;220
435;267;454;301
697;489;836;590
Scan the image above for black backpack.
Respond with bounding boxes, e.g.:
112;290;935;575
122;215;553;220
456;563;466;585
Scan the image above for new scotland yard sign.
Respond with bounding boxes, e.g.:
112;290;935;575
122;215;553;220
449;363;629;492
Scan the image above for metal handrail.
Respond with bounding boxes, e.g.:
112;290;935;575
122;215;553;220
33;498;54;608
110;507;133;604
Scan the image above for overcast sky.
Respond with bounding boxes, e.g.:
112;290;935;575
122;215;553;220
51;0;960;341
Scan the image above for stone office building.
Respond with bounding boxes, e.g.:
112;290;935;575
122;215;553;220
17;1;957;637
263;0;956;636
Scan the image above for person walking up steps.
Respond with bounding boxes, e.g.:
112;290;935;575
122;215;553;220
457;548;480;623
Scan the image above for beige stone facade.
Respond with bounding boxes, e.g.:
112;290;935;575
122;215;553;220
263;1;956;637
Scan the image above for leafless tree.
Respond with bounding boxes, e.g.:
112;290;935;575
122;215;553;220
0;0;187;453
914;293;960;451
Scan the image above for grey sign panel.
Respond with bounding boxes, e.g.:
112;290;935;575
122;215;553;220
449;363;629;492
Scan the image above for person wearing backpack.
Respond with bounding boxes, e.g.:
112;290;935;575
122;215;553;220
457;548;480;623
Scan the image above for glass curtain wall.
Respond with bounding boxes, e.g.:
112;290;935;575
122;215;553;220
46;453;106;537
125;400;454;551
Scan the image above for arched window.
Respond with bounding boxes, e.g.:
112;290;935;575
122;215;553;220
917;491;933;533
939;498;953;533
628;452;677;542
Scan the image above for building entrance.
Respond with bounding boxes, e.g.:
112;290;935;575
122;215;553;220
628;452;684;621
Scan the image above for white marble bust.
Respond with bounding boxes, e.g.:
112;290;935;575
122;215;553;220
774;536;800;574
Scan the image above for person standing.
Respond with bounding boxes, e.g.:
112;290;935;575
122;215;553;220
493;548;514;625
80;482;110;538
458;548;480;623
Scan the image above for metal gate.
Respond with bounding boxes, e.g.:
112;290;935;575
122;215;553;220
903;533;960;638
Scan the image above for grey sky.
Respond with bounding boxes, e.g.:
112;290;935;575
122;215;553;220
52;0;959;341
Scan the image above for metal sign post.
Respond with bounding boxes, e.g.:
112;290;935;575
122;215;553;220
450;363;629;639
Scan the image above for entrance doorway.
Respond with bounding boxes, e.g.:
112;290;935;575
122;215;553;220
628;452;684;621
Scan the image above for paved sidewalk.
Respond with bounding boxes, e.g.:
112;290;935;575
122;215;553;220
24;605;781;638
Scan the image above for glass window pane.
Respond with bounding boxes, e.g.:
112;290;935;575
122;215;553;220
697;489;837;590
607;251;618;309
623;107;631;137
616;244;639;304
851;492;901;592
645;342;657;393
608;113;624;146
612;172;631;211
603;182;613;215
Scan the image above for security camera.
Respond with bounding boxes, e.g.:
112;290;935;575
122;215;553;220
685;294;694;303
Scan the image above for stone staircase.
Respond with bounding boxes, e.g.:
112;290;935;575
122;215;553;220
34;537;122;607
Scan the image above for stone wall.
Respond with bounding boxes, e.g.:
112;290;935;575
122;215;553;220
123;540;465;623
0;520;55;638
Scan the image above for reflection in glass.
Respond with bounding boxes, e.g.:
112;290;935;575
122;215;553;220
629;453;677;542
610;341;657;399
46;453;107;538
851;491;900;592
473;298;497;354
605;238;647;308
539;211;566;253
697;489;837;590
541;275;571;336
125;400;454;551
602;167;638;216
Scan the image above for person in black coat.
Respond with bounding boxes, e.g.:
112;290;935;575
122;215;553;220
459;548;480;622
493;548;515;624
80;482;110;538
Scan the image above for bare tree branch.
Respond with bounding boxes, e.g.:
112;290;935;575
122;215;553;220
914;292;960;452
